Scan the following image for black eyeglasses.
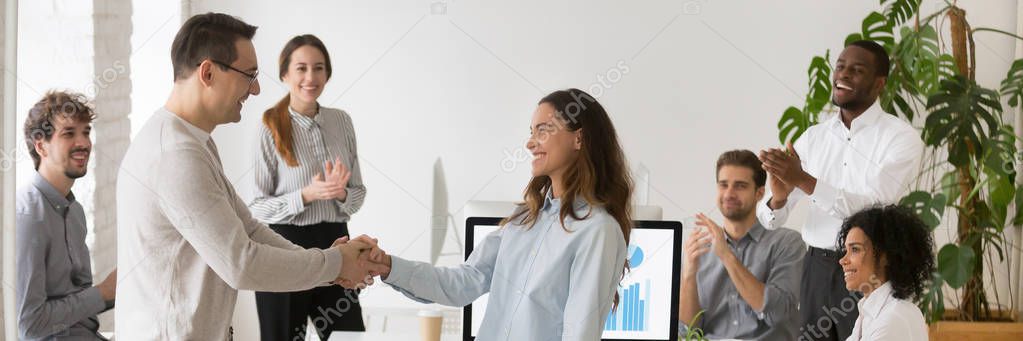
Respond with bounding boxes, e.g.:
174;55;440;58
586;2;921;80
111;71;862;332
201;60;259;85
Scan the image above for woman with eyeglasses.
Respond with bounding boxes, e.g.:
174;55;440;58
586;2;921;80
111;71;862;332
350;88;633;340
247;34;367;341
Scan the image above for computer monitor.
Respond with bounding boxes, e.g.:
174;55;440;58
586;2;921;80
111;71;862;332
463;217;682;341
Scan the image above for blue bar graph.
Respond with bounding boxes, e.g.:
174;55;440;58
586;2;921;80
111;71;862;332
604;279;651;332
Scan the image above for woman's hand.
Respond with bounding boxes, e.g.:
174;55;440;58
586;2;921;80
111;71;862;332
301;159;350;204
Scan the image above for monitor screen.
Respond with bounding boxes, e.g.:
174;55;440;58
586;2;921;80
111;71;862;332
464;218;681;341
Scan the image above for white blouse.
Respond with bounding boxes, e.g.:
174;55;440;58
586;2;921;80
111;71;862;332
847;282;928;341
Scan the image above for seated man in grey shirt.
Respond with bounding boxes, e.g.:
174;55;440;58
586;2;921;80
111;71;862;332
16;91;117;340
679;150;805;340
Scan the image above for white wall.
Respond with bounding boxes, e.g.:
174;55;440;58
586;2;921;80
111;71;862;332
10;0;1018;339
135;0;1012;336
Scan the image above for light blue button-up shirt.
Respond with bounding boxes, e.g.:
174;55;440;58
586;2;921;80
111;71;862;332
383;192;627;341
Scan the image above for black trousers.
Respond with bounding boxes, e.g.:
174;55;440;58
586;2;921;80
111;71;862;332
799;247;862;341
256;222;365;341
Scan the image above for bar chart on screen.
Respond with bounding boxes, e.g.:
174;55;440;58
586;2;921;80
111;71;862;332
604;279;651;331
601;231;674;340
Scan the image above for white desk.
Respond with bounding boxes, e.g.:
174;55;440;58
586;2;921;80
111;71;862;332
327;331;460;341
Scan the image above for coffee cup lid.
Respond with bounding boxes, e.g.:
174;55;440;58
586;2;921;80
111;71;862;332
418;309;443;317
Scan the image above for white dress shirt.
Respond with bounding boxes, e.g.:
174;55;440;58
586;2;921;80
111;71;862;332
847;282;928;341
115;108;343;340
757;102;924;249
383;192;627;341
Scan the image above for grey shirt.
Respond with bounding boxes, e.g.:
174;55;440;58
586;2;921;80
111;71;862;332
681;223;805;340
16;172;110;340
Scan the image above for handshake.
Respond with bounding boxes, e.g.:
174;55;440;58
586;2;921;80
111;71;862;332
330;234;391;289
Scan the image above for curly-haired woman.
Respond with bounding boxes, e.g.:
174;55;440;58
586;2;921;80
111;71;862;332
838;205;935;341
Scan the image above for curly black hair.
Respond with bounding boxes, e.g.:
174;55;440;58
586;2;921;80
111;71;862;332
837;204;935;301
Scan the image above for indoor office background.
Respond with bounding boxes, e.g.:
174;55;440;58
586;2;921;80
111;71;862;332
0;0;1021;340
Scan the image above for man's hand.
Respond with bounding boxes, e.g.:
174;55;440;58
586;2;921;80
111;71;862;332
683;222;711;279
97;269;117;302
766;171;794;209
332;235;391;289
695;213;731;261
759;142;815;194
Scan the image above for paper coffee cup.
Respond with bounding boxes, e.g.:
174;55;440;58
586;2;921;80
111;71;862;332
418;309;443;341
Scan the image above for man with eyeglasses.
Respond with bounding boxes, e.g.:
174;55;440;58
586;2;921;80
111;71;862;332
115;13;386;340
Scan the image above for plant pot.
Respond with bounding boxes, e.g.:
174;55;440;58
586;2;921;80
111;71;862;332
929;310;1023;341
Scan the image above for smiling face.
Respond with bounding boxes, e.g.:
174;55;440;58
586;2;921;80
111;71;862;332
527;102;581;179
832;45;885;112
37;116;92;179
208;38;261;125
716;165;764;221
840;227;887;294
282;45;329;107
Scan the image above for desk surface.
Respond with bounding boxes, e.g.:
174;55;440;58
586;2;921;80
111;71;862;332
327;331;460;341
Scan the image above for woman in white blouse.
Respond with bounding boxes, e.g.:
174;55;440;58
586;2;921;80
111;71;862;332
248;34;366;341
838;205;935;341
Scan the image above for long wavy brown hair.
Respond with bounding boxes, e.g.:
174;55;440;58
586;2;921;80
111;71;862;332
262;34;333;167
502;88;633;309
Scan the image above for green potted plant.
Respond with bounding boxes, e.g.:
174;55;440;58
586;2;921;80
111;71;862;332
777;1;1023;339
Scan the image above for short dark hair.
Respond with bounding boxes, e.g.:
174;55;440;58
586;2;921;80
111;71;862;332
23;91;96;170
838;205;935;301
846;40;890;78
170;12;258;81
716;149;766;188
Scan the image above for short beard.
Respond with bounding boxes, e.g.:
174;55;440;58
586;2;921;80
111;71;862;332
722;206;754;221
64;169;87;179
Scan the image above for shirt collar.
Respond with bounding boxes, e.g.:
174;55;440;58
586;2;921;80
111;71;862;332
541;189;590;213
746;222;765;242
830;101;884;134
859;281;894;319
31;170;74;212
726;221;765;245
288;105;321;130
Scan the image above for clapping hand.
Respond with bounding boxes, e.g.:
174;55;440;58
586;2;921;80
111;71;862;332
301;158;351;204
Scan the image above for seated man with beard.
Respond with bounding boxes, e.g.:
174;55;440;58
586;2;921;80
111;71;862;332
678;150;805;340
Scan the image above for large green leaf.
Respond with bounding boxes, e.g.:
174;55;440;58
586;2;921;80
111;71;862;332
778;106;808;145
918;271;945;323
882;0;922;27
845;11;895;49
1014;184;1023;226
937;243;975;289
940;170;961;206
777;52;831;145
900;190;944;229
924;75;1004;166
804;52;832;115
1000;59;1023;107
880;25;942;120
